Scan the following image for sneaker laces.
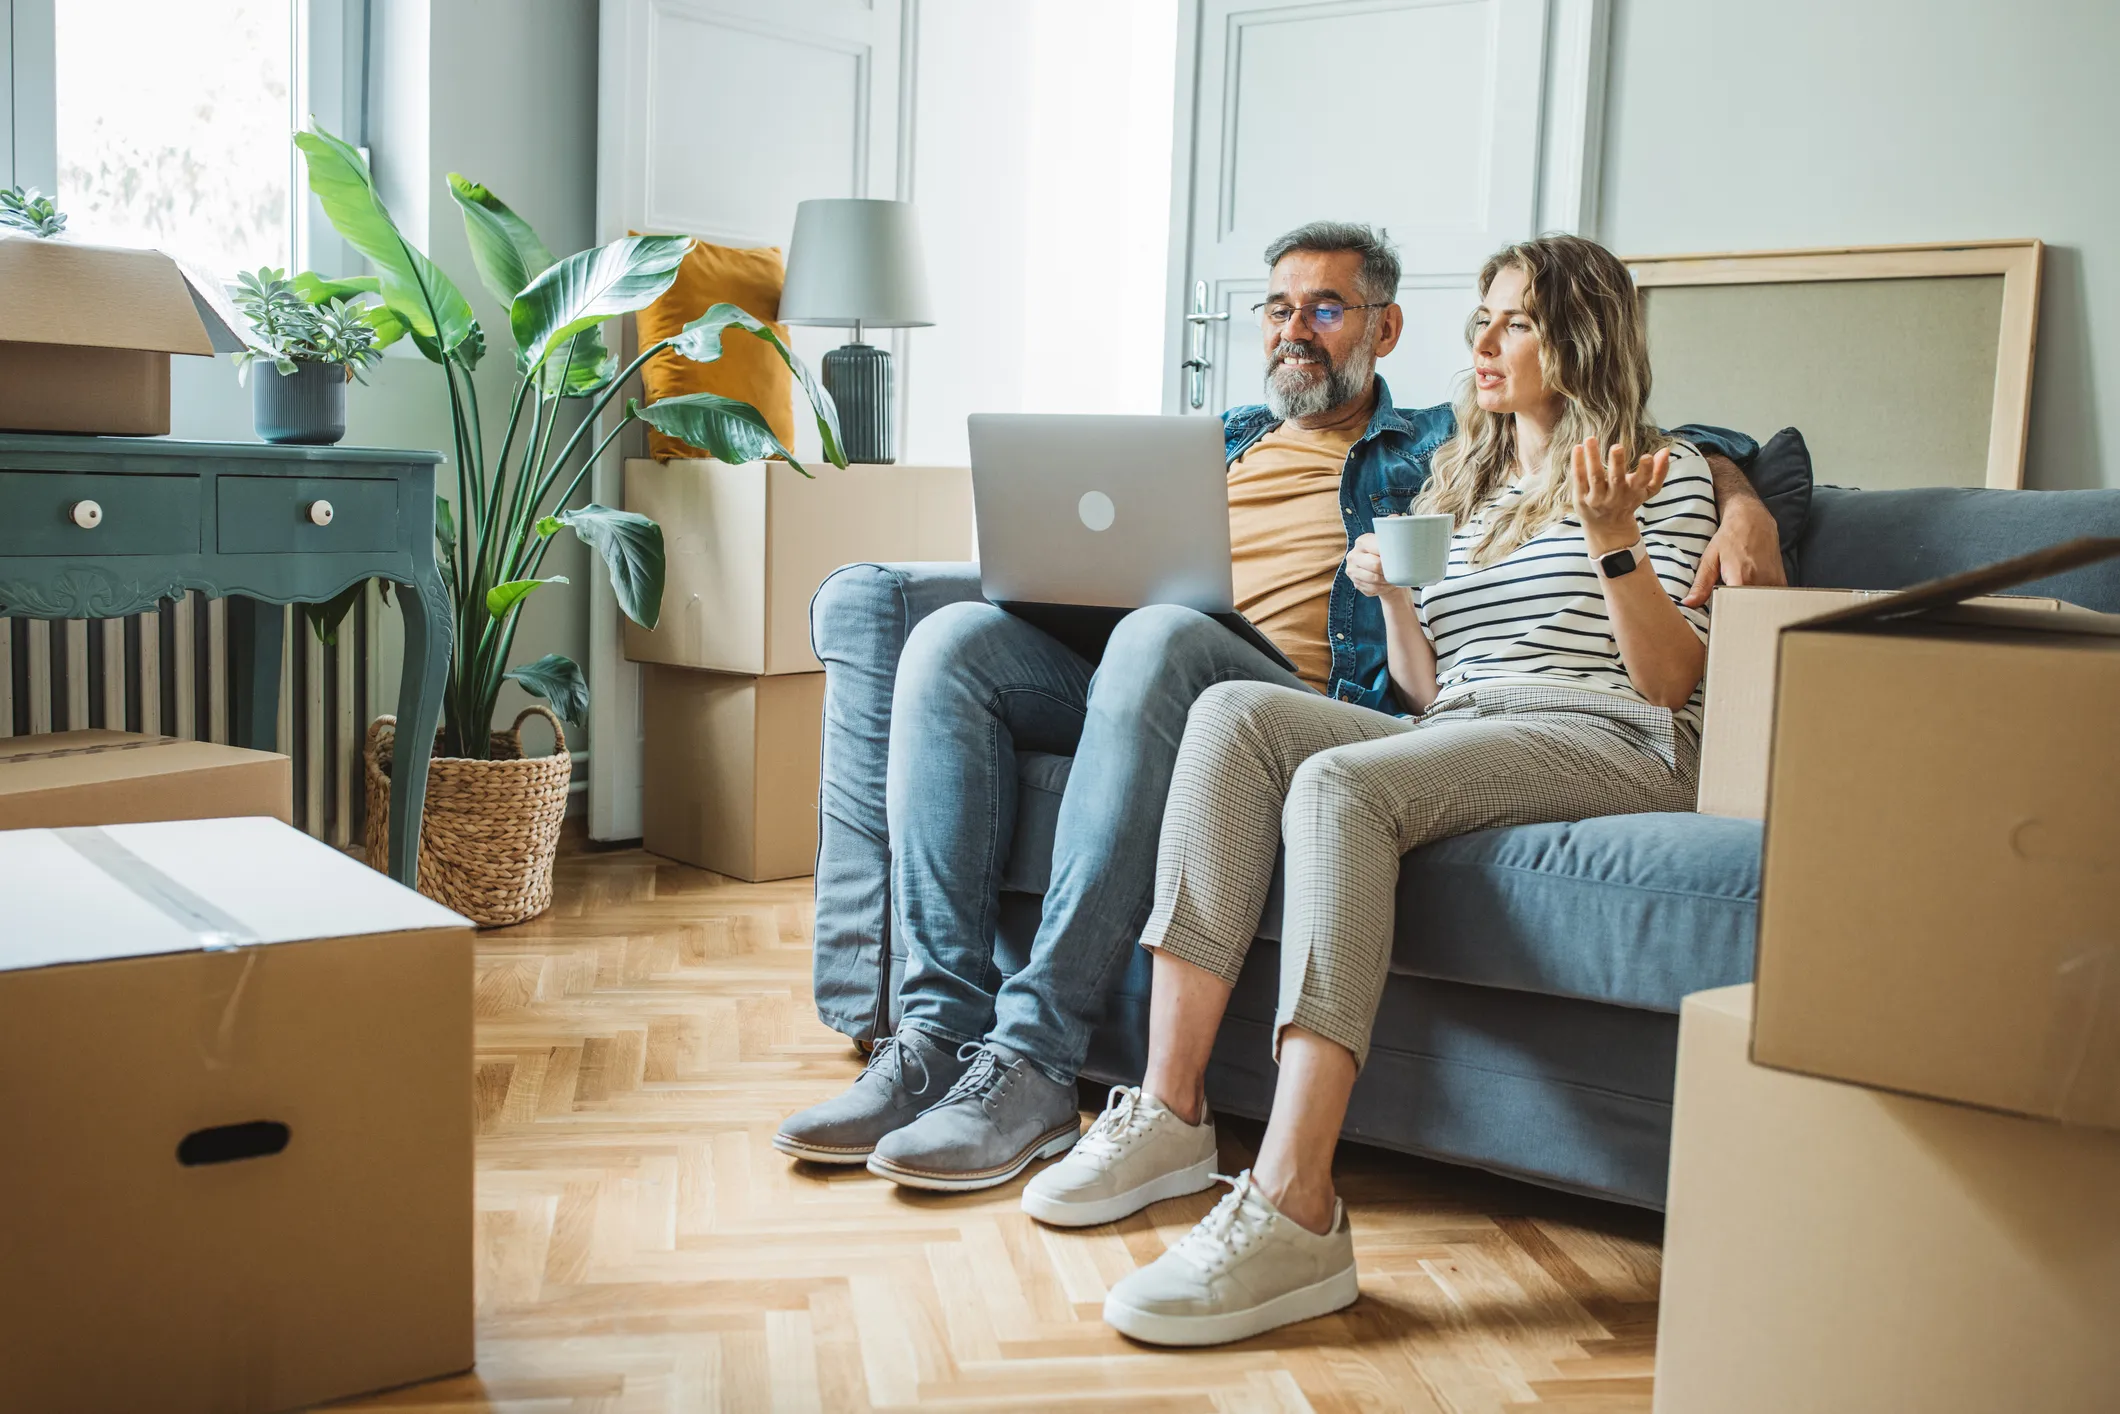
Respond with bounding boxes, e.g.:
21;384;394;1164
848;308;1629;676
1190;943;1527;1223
1075;1085;1155;1162
1172;1171;1273;1276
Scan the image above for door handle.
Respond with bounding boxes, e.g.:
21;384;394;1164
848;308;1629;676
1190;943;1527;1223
1182;280;1228;410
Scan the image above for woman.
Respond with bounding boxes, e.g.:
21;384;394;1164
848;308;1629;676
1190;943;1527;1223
1018;235;1718;1346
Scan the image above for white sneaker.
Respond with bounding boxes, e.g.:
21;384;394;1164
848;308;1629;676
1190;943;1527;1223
1102;1170;1359;1346
1020;1086;1219;1228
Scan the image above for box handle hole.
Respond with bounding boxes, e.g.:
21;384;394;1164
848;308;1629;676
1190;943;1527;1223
177;1120;291;1167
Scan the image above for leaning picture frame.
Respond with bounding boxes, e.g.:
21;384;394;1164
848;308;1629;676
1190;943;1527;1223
1626;241;2044;491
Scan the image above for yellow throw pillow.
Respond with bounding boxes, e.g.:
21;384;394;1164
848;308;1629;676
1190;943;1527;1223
632;235;797;461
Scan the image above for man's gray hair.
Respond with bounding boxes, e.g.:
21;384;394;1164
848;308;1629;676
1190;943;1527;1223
1263;221;1401;304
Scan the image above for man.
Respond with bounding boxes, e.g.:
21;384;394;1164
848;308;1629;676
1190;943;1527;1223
777;221;1781;1191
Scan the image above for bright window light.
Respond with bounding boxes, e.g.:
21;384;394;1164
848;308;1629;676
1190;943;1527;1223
54;0;297;273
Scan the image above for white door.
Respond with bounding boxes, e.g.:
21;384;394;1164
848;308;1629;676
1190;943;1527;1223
591;0;908;841
1163;0;1609;419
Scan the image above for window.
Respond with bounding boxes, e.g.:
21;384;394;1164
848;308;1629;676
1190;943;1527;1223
55;0;297;272
6;0;363;277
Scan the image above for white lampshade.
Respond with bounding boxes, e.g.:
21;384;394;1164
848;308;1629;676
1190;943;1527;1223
779;198;935;329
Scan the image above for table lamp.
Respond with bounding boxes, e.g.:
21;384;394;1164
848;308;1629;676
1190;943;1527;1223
778;198;934;464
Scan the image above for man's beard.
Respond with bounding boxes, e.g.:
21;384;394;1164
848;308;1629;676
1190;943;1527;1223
1264;336;1376;420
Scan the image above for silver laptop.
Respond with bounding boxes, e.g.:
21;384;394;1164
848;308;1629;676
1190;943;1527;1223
966;413;1297;671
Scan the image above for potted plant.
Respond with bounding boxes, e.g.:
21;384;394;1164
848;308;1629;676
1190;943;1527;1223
293;123;845;923
232;267;386;444
0;185;67;237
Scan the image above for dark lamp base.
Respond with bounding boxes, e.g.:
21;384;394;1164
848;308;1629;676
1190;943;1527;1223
821;342;895;464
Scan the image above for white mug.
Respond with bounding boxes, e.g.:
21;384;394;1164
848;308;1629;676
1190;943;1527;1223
1373;513;1454;588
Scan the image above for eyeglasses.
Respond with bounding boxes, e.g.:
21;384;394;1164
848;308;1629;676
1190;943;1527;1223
1251;300;1390;332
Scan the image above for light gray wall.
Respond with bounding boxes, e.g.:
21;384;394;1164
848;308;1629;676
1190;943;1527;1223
1599;0;2115;490
169;0;600;751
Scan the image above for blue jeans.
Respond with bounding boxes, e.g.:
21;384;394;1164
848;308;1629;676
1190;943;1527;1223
881;601;1308;1085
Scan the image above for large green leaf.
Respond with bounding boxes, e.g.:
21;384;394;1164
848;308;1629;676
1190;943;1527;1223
671;302;846;467
630;394;805;474
290;271;407;350
302;579;368;646
294;125;481;367
539;332;619;398
510;235;690;373
446;173;556;306
485;575;567;619
558;504;664;630
503;653;589;726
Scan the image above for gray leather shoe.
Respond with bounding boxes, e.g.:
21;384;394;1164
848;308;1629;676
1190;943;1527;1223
773;1027;970;1164
866;1043;1082;1192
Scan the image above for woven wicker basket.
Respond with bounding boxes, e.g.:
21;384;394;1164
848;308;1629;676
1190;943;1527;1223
363;704;571;926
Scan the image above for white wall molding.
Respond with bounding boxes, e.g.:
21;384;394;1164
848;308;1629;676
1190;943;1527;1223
1535;0;1609;236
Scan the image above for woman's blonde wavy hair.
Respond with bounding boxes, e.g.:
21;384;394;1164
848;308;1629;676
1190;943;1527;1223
1415;234;1667;565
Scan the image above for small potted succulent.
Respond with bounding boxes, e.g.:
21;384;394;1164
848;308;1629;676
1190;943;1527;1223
232;267;386;445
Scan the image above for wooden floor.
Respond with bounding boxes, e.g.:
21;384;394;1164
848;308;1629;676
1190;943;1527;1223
335;836;1667;1414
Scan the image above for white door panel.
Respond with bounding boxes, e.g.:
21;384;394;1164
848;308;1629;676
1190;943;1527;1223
1169;0;1606;416
593;0;906;841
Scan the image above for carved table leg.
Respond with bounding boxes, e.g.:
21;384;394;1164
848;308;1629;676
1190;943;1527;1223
227;596;283;752
388;566;453;890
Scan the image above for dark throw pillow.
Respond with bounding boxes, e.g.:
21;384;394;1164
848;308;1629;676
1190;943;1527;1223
1747;426;1815;582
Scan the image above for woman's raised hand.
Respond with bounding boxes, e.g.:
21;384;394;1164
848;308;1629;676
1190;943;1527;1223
1570;436;1668;555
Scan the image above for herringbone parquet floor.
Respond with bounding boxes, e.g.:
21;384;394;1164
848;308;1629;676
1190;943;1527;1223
334;836;1666;1413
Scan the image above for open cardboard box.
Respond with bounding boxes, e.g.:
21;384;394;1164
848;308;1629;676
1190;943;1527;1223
0;233;248;435
1752;537;2120;1128
0;816;475;1413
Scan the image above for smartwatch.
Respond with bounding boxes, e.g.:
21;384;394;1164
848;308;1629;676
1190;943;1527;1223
1596;542;1645;579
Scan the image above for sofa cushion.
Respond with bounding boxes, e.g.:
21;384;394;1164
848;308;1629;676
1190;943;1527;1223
1799;485;2120;611
1001;752;1761;1014
1382;813;1760;1012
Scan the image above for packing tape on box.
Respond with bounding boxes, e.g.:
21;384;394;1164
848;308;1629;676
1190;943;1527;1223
0;735;178;764
54;825;259;950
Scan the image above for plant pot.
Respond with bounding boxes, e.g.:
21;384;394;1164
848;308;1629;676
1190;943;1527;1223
253;359;348;445
362;705;571;926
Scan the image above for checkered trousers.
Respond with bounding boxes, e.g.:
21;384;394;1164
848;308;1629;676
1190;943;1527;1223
1138;681;1701;1068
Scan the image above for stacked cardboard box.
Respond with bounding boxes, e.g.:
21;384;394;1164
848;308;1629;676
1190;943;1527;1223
0;816;475;1413
1657;540;2120;1411
624;457;972;881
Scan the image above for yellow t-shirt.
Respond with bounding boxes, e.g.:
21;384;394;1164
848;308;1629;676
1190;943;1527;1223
1227;421;1359;691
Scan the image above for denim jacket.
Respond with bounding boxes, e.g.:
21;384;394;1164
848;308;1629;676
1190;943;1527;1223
1222;377;1759;714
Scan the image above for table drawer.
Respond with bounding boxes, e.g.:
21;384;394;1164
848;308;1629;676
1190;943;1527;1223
217;475;399;554
0;471;202;556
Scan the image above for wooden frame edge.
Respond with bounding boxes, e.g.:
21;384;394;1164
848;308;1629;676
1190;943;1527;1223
1625;240;2044;490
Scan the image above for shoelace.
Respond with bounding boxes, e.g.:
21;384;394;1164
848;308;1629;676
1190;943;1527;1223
1075;1085;1153;1161
863;1034;934;1098
936;1043;1013;1109
1172;1171;1272;1275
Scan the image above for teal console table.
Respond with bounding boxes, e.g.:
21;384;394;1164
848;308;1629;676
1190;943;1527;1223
0;435;450;888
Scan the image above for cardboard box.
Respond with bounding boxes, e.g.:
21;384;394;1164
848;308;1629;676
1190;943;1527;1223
1697;586;2063;818
1752;539;2120;1127
622;457;972;675
1655;985;2120;1414
642;665;822;881
0;816;474;1413
0;234;246;435
0;730;291;830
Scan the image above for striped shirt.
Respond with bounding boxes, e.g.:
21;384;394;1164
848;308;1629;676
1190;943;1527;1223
1418;443;1718;730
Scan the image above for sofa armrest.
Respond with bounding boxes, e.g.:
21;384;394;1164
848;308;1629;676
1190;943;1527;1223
809;561;986;1040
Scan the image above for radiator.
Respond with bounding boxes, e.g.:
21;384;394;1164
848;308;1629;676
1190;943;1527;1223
0;584;397;848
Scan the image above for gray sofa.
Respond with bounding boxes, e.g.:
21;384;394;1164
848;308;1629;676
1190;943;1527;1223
808;484;2120;1208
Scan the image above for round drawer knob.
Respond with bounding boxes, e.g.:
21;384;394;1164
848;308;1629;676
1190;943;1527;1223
308;500;335;527
71;500;103;530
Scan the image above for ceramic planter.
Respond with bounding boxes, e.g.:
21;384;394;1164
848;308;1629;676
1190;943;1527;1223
253;360;348;445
